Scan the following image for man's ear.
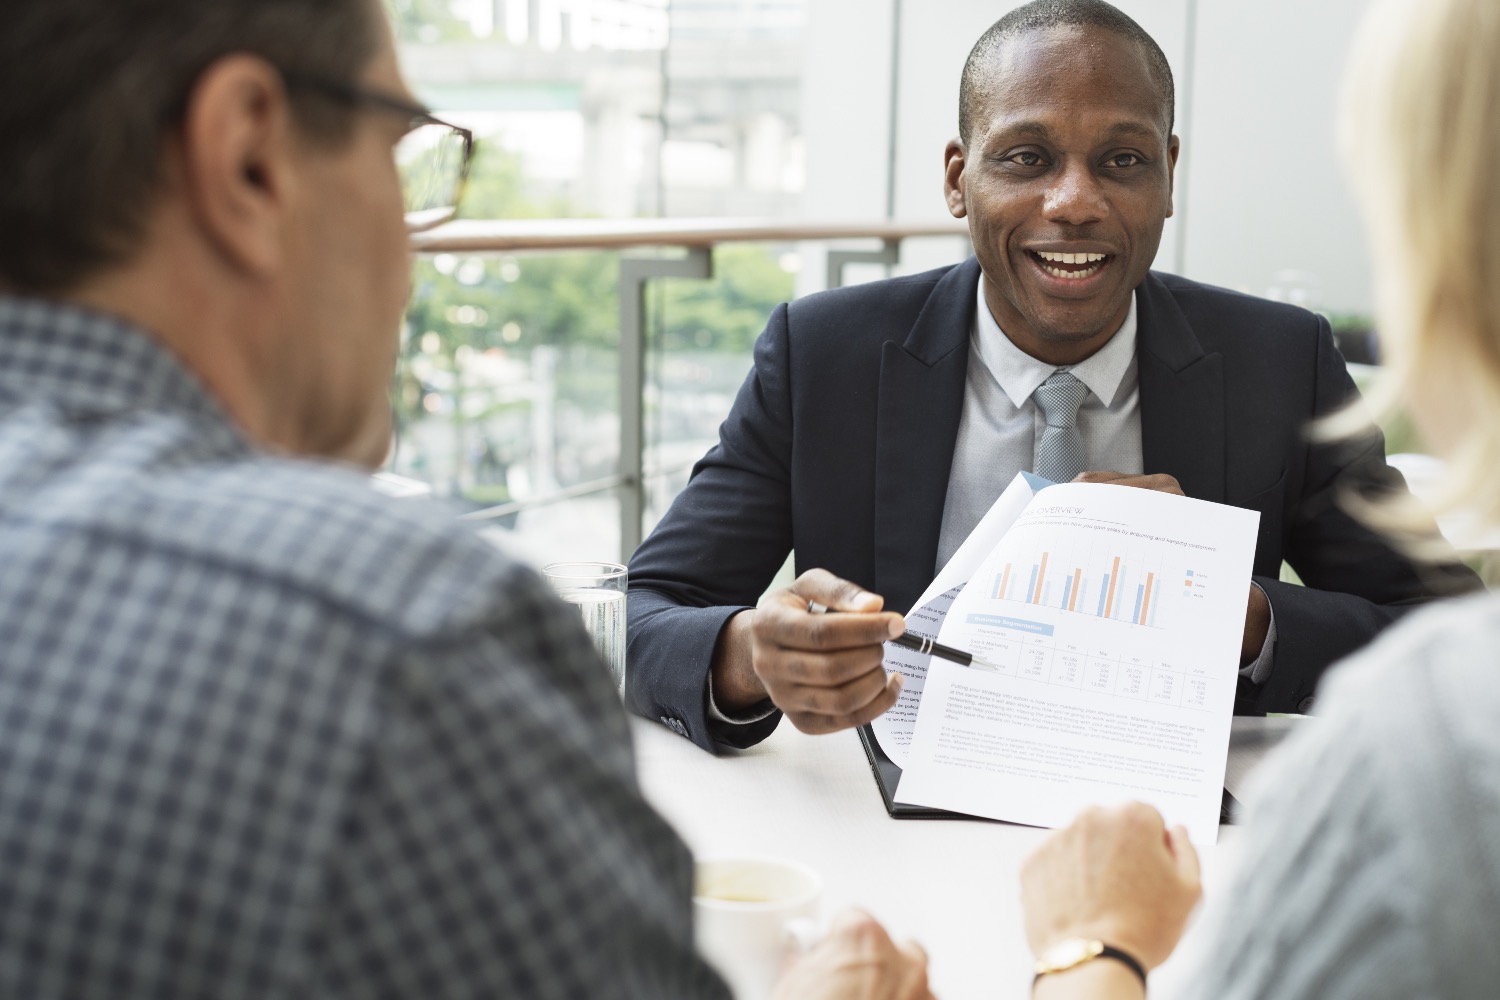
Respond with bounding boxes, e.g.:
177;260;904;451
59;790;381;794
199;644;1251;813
943;138;967;219
1164;133;1181;219
176;55;298;277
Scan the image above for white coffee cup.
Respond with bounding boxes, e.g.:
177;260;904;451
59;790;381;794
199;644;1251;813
694;857;822;1000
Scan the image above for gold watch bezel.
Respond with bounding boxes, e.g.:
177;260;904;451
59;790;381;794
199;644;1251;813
1034;937;1106;975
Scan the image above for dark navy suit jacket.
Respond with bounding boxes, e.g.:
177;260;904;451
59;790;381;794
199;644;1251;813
626;258;1479;753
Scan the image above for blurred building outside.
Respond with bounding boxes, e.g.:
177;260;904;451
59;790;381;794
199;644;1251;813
387;0;814;564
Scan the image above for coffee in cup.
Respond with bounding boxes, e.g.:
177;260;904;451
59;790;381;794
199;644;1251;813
694;857;822;1000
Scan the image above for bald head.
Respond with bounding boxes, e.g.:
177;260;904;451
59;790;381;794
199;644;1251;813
959;0;1175;146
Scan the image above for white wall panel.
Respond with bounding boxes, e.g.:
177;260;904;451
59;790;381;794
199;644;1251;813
796;0;897;294
1180;0;1372;311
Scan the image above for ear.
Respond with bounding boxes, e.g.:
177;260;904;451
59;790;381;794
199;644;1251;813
1164;133;1181;219
175;55;298;277
943;138;968;219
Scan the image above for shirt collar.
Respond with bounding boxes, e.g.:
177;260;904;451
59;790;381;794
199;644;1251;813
971;270;1138;409
0;296;251;456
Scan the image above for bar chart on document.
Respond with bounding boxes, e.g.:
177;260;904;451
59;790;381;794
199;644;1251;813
984;533;1214;631
942;504;1242;713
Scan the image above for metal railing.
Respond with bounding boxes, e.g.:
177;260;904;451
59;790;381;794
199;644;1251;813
410;216;970;558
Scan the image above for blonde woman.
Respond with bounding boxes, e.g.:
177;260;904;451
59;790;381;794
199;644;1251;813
1018;0;1500;997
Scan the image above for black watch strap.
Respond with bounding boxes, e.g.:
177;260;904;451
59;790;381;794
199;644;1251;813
1095;945;1147;986
1032;942;1147;990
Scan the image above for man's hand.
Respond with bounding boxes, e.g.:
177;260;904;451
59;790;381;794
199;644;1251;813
1241;583;1271;666
1070;470;1185;496
710;569;904;733
1020;803;1201;974
1074;472;1271;665
771;909;934;1000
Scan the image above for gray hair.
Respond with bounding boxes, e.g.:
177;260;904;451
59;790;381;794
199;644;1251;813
0;0;380;294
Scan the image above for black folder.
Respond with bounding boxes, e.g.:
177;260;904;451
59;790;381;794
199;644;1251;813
855;723;973;820
857;722;1240;824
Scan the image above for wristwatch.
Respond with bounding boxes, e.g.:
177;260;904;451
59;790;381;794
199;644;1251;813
1033;938;1147;988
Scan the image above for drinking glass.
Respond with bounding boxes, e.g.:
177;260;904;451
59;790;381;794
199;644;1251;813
543;561;628;696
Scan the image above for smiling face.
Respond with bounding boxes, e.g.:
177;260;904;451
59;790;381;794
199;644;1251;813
945;24;1178;366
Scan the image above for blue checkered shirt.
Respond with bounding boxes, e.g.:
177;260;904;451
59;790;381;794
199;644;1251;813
0;298;728;999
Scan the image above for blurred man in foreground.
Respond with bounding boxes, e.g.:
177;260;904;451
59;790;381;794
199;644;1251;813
0;1;928;996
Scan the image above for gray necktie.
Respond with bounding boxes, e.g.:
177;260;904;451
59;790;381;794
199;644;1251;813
1032;370;1091;483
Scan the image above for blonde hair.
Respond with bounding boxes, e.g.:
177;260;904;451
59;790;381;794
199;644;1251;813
1338;0;1500;544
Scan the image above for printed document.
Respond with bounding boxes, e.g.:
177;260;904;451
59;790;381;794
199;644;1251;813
882;475;1259;844
871;473;1045;767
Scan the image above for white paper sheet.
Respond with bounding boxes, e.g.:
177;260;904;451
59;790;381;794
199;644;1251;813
893;482;1259;844
870;474;1044;766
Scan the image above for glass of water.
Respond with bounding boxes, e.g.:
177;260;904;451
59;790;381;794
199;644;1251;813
542;561;628;696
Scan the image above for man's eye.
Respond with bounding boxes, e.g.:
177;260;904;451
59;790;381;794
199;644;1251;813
1005;151;1046;167
1105;153;1143;168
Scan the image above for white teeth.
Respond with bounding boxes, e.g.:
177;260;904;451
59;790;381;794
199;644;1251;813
1042;263;1102;280
1036;251;1107;264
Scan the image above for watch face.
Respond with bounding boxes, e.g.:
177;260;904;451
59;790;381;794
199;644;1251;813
1037;938;1104;973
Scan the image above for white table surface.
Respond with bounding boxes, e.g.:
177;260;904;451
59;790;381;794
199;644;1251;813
632;717;1243;1000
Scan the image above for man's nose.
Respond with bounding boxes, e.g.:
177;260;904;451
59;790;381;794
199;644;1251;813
1043;161;1107;226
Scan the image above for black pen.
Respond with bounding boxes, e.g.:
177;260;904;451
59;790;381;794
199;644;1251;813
807;601;1002;673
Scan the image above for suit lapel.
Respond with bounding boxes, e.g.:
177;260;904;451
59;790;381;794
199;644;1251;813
873;258;979;612
1136;273;1227;502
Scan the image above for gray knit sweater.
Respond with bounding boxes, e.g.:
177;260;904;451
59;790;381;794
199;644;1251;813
1168;593;1500;998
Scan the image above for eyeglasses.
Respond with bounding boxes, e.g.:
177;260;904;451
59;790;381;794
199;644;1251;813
280;71;474;232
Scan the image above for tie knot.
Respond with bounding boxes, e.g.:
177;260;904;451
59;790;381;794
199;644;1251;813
1033;370;1089;428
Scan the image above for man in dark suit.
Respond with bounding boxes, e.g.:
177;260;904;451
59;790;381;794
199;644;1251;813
626;0;1477;754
